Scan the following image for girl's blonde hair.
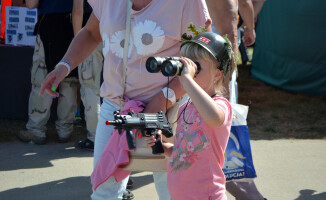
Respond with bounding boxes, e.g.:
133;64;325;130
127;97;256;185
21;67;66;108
180;43;226;97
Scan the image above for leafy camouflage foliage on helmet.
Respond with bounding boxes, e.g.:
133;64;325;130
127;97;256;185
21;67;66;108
181;23;207;43
181;24;237;81
222;34;237;80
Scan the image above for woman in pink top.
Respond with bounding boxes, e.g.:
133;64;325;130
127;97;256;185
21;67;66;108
40;0;211;199
146;32;233;200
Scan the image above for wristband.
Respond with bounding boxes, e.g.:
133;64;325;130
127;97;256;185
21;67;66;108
162;87;176;104
55;60;72;76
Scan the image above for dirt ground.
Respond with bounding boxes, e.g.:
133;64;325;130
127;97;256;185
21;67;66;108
0;56;325;142
237;63;326;140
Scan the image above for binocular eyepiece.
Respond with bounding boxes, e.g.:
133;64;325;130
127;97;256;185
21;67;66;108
146;56;201;77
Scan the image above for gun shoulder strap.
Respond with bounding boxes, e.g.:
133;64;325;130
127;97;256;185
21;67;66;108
120;0;133;111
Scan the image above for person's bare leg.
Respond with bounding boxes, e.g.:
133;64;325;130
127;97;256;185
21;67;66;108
226;180;265;200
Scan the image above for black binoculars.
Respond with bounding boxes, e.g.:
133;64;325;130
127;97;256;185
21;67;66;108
145;57;201;77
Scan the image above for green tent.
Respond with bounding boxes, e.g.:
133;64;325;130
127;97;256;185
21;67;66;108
251;0;326;98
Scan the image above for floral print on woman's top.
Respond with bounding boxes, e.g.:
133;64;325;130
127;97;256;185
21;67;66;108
169;110;210;172
101;20;165;59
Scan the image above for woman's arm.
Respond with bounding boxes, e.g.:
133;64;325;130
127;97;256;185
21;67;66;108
143;77;186;113
40;13;102;97
25;0;39;9
63;13;102;68
72;0;84;36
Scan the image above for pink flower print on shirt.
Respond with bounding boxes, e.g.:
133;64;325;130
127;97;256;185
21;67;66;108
185;151;199;165
179;119;186;128
187;141;195;152
197;129;203;136
169;128;210;172
194;116;201;124
203;142;209;149
183;124;190;133
170;150;200;172
179;153;187;162
177;131;184;140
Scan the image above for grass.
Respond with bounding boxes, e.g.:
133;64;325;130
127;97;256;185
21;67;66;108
0;47;325;142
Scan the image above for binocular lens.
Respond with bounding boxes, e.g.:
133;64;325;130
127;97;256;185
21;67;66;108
146;57;163;73
148;60;158;71
164;63;174;75
146;56;201;77
161;60;182;76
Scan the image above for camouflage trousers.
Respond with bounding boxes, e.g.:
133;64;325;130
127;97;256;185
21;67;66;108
26;35;79;139
78;43;103;142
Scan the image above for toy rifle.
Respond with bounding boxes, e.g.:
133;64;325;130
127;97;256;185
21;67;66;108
106;111;173;154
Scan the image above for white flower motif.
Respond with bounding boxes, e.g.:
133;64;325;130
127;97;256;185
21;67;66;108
187;142;195;152
194;116;201;124
102;33;110;57
133;20;165;55
177;131;184;139
110;30;133;59
183;124;190;133
179;154;187;162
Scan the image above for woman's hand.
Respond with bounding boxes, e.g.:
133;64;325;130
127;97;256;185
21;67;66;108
40;65;68;97
144;130;162;148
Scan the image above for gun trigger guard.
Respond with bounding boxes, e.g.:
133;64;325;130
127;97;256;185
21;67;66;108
141;129;146;137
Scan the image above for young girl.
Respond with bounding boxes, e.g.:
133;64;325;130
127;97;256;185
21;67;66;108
145;32;233;200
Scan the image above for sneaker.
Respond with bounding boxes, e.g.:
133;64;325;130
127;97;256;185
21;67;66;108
57;135;71;143
17;130;46;145
127;178;134;190
122;189;135;200
32;135;46;145
76;138;94;151
17;130;32;143
73;116;83;127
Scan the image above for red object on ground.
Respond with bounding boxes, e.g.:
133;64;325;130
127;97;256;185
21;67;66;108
1;0;13;40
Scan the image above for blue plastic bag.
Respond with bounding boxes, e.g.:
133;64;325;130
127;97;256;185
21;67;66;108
222;103;257;181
